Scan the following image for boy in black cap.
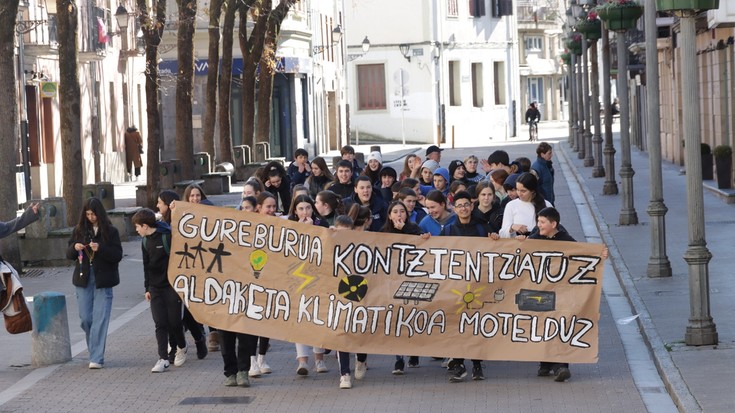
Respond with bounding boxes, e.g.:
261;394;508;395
425;145;443;163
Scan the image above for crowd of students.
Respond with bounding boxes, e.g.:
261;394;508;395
94;142;570;390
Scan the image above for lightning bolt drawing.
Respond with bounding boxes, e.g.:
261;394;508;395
292;262;316;293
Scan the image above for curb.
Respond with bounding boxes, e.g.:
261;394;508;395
557;142;701;413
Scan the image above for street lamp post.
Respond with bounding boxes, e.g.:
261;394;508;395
601;25;618;194
644;0;671;278
665;4;718;345
569;52;578;149
590;33;604;177
577;55;585;155
615;30;638;225
582;36;594;165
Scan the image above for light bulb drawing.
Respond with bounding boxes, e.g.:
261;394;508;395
249;249;268;279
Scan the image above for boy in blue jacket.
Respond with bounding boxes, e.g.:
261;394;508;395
133;208;187;373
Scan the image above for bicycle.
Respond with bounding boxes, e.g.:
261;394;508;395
528;120;538;142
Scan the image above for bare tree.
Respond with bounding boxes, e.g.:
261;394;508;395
238;0;268;155
0;0;23;268
254;0;293;154
201;0;223;163
217;0;242;165
176;0;197;180
137;0;166;208
58;0;83;225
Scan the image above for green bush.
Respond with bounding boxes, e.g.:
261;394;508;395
701;143;711;155
713;145;732;158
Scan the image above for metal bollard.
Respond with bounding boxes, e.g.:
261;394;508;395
31;292;71;367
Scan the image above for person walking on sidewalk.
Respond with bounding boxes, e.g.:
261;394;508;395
124;126;143;181
522;206;607;382
156;190;208;361
531;142;555;205
133;208;187;373
66;198;122;369
442;191;495;382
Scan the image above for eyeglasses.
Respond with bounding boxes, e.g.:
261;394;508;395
454;203;472;209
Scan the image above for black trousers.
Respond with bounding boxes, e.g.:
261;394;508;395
220;330;258;376
149;285;185;360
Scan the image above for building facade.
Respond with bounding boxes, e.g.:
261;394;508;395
344;0;521;147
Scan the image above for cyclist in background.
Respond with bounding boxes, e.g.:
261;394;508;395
525;102;541;142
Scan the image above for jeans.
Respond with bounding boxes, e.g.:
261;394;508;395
75;268;113;365
337;352;367;376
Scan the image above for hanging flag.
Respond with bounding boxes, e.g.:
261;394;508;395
97;17;109;43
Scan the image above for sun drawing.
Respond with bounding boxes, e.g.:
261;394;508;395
450;284;486;314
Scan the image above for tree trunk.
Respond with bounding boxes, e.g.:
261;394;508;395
202;0;223;163
0;0;23;269
176;0;197;180
217;0;239;165
138;0;166;208
58;0;83;226
239;0;270;157
254;1;293;160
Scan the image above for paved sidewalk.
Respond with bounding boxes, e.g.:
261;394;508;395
557;126;735;413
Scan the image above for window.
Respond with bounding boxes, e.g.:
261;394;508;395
491;0;513;17
493;62;506;105
447;0;459;17
357;64;386;110
527;77;545;104
472;63;484;107
525;36;543;52
449;61;461;106
469;0;486;17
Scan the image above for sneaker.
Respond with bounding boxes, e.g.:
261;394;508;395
297;361;309;376
554;367;571;382
537;366;551;377
449;363;467;382
151;358;169;373
339;374;352;389
249;356;261;377
316;359;329;373
224;374;237;387
174;346;187;367
408;356;419;368
207;331;220;352
441;358;451;369
472;364;485;381
354;361;367;380
195;338;208;359
88;362;103;369
446;358;460;370
236;371;250;387
258;355;272;374
392;358;405;375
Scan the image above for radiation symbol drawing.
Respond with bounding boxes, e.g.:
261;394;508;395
338;275;368;302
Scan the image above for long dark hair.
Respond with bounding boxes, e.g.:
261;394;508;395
158;190;180;224
73;198;113;242
347;203;371;229
381;201;409;232
288;194;318;222
516;172;547;215
316;190;344;217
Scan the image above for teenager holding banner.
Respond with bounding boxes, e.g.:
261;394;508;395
382;200;431;374
471;180;503;234
499;172;552;239
246;192;278;377
288;195;330;376
442;191;493;382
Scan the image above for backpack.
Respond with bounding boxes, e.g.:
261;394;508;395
142;233;170;255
